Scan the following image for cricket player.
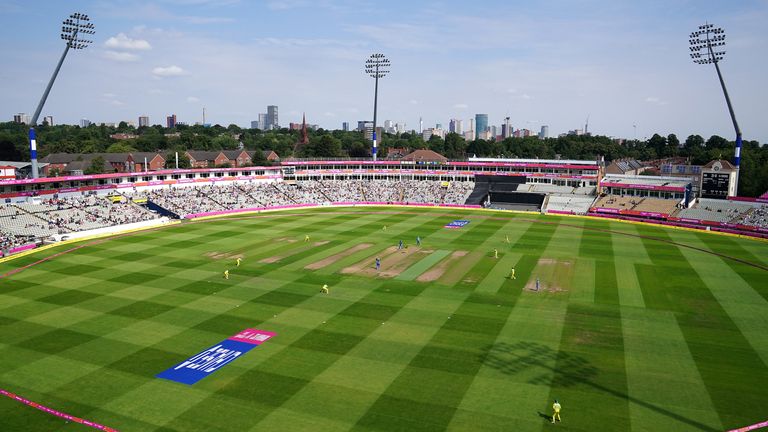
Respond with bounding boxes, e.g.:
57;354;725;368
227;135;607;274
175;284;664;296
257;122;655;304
304;235;310;242
224;270;229;280
510;267;516;279
375;257;381;271
536;277;540;291
494;248;499;259
505;234;510;243
236;257;242;267
551;400;561;423
398;240;404;250
416;236;421;247
321;284;329;294
383;225;387;231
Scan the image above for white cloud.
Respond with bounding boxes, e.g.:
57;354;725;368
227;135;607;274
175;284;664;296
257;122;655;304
110;100;125;106
152;65;189;77
409;99;418;105
103;50;140;62
186;96;200;103
645;96;660;103
105;33;152;51
520;94;532;100
102;93;116;98
453;103;469;109
324;111;336;117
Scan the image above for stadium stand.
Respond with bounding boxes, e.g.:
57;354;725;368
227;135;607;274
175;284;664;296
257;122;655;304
544;195;596;214
592;195;638;210
141;180;475;217
631;198;680;215
0;195;161;241
676;198;755;224
733;204;768;228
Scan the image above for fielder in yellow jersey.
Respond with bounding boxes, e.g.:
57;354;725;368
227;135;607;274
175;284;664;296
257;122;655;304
552;400;561;423
320;284;329;294
224;270;229;280
236;257;241;267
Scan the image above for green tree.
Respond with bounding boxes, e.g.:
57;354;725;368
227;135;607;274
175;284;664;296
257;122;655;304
106;142;138;153
443;133;467;159
84;156;106;174
164;152;191;169
211;135;239;150
426;135;445;155
706;135;729;150
312;135;343;157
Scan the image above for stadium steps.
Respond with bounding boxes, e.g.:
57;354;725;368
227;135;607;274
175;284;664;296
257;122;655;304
272;184;298;204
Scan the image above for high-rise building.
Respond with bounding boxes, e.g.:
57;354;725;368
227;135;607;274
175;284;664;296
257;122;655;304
13;113;31;124
539;125;549;139
43;116;54;126
250;120;259;129
475;114;488;140
80;118;92;128
342;122;349;131
138;116;150;128
384;120;395;134
266;105;279;130
469;118;475;140
502;117;512;139
166;114;177;129
449;119;463;135
357;120;372;132
258;113;267;130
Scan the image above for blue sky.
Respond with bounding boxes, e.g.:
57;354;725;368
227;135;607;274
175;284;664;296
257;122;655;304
1;0;767;142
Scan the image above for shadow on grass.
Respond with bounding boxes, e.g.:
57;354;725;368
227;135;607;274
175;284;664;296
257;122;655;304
480;341;719;432
538;411;553;422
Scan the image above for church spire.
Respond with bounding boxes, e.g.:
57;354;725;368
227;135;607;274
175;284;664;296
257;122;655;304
300;113;308;144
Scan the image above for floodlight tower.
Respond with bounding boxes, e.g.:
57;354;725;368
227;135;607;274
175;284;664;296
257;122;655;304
689;23;741;194
28;12;95;178
365;53;390;161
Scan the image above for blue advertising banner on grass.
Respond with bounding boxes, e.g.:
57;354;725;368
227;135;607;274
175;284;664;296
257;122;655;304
157;328;275;385
444;220;470;229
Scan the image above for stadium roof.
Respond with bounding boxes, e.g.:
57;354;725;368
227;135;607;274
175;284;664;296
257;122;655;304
602;174;692;188
468;157;598;166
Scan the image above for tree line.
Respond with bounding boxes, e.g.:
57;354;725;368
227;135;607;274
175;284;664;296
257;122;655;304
0;122;766;196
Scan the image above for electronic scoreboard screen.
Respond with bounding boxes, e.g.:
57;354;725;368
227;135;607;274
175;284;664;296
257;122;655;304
701;172;730;198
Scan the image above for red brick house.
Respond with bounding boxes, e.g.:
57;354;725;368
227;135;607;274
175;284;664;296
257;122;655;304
222;150;252;167
185;151;230;168
131;152;166;171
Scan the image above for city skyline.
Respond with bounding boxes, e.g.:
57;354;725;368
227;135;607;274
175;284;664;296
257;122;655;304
1;0;767;142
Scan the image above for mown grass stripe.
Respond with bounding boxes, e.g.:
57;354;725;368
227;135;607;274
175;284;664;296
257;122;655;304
622;307;723;431
355;217;558;431
475;252;522;294
194;281;431;429
638;230;768;429
547;221;631;431
395;250;451;281
665;230;768;369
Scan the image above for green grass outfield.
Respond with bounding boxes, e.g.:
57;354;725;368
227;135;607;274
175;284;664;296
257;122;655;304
1;206;767;432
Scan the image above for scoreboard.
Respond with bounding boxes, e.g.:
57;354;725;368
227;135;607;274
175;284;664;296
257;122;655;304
701;172;731;198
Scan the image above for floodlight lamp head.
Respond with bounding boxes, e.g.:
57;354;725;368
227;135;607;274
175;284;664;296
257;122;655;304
688;23;726;65
60;12;95;49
